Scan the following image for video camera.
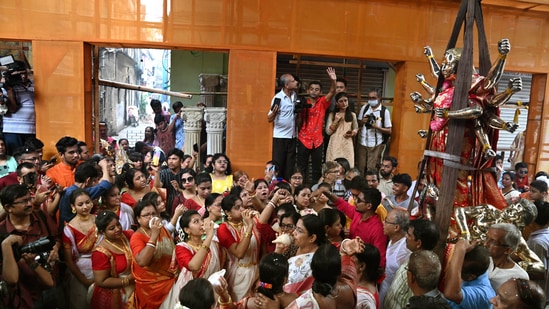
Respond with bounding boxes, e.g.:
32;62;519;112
0;235;56;271
294;96;311;114
0;55;27;88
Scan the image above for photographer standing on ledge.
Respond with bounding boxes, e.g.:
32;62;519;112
1;60;35;154
0;184;60;308
357;89;392;174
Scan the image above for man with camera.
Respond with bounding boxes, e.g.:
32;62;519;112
357;89;392;174
1;60;35;154
0;184;60;308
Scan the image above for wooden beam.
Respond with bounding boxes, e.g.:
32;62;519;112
289;60;365;69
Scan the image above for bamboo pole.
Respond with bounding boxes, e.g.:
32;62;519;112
98;79;193;99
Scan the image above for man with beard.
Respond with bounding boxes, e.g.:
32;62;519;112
152;148;184;215
378;156;398;197
46;136;81;188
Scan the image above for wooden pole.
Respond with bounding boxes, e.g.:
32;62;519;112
98;79;193;99
433;0;476;257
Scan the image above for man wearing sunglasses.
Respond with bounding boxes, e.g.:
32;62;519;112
514;162;530;193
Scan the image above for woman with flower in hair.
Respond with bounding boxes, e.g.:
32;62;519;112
172;210;222;296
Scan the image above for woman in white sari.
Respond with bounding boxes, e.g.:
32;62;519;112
218;194;260;300
172;210;223;295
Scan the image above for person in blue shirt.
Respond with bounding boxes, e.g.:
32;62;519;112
444;240;495;309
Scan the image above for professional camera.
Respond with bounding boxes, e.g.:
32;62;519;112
364;114;377;128
294;96;311;114
0;55;27;88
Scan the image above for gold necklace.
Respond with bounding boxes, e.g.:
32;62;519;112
105;238;128;253
186;240;203;252
139;227;150;237
103;237;132;273
227;220;244;239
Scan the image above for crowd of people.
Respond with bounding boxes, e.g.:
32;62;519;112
0;65;548;309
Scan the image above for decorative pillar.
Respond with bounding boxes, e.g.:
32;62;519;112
181;107;204;163
204;107;226;155
199;74;220;107
219;75;228;106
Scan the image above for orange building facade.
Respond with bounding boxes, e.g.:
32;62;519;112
0;0;547;177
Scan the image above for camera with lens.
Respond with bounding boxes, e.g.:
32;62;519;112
0;55;26;88
1;236;56;272
294;96;312;114
364;114;377;128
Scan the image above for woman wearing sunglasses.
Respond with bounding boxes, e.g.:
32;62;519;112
171;168;197;214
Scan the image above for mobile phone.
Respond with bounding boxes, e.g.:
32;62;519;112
193;143;199;152
271;98;281;111
49;157;57;164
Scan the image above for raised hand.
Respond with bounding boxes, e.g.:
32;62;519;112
203;218;214;238
326;67;337;80
170;180;181;192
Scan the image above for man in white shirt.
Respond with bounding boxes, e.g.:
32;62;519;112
356;89;392;174
485;223;529;291
268;74;298;181
379;208;411;304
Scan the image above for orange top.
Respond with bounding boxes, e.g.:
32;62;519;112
46;162;76;188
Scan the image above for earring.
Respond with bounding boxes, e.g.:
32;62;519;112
72;207;76;214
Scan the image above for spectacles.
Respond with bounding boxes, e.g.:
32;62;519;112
12;197;33;206
485;239;510;248
291;176;303;180
518;170;528;175
181;176;194;183
140;213;155;218
280;223;296;230
327;170;339;175
384;219;398;225
351;194;366;204
22;156;40;162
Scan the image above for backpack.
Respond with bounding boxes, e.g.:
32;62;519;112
379;105;390;144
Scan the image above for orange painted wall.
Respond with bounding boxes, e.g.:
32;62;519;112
1;0;548;176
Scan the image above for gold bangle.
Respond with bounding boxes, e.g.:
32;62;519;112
427;55;434;59
244;232;252;238
218;296;232;305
